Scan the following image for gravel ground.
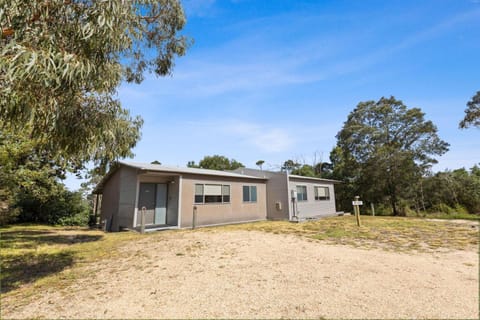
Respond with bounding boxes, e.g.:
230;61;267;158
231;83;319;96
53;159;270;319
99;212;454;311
2;230;478;319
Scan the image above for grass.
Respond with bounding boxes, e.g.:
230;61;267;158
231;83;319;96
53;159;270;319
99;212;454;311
1;216;478;307
420;212;480;221
209;215;479;253
0;224;150;301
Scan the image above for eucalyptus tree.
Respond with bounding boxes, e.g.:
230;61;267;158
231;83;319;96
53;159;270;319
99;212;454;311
460;91;480;128
332;96;449;215
0;0;189;171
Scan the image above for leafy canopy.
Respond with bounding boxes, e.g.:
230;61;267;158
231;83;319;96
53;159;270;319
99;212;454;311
0;0;189;169
187;155;244;171
460;91;480;129
332;96;449;215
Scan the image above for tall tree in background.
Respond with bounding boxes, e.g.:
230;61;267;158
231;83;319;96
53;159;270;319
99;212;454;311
332;96;449;215
0;0;189;173
255;160;265;170
460;91;480;128
187;155;244;171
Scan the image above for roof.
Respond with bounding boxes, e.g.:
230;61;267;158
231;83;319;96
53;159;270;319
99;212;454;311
288;174;341;184
233;167;342;183
119;161;267;180
94;161;266;194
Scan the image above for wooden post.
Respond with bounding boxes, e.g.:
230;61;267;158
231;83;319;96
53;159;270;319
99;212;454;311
140;206;146;234
353;196;362;227
192;206;197;230
370;202;375;216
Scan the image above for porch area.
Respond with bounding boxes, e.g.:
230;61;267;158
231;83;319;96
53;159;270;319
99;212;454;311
134;173;182;231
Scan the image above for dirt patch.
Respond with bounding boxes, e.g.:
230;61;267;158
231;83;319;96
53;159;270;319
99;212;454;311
2;230;478;319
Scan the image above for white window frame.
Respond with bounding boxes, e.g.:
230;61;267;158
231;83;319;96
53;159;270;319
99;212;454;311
314;186;330;201
194;183;230;204
242;185;257;203
296;185;308;201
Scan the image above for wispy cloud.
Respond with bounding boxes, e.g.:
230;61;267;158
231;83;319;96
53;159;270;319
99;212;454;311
182;0;218;17
223;121;294;153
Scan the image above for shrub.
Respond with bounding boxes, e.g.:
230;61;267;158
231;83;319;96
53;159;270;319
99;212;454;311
431;203;455;214
16;188;90;226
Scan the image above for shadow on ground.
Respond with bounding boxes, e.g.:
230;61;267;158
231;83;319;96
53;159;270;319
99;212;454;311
0;230;103;294
1;230;102;249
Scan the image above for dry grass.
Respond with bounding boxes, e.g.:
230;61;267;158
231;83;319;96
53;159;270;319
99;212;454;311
207;215;479;252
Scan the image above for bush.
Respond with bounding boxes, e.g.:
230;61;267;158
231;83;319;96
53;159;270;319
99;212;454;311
431;203;455;214
16;188;90;226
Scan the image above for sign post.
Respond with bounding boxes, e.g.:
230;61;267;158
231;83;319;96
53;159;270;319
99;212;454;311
352;196;363;227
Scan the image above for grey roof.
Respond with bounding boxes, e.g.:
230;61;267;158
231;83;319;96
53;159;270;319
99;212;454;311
120;161;266;180
93;161;266;194
288;174;341;183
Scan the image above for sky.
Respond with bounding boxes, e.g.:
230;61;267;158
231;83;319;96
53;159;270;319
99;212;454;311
67;0;480;190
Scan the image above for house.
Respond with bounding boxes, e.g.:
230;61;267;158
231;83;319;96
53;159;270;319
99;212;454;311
94;161;268;231
94;161;340;232
232;168;340;221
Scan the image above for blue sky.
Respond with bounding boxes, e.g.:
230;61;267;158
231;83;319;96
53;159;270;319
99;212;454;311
68;0;480;190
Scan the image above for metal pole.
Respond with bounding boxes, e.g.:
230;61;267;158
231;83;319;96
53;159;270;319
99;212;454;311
141;206;146;234
192;206;197;230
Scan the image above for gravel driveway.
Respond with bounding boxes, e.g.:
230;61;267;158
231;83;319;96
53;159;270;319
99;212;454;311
3;230;478;319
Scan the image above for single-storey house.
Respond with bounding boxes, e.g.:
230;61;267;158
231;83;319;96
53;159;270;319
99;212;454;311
232;168;340;221
94;161;340;232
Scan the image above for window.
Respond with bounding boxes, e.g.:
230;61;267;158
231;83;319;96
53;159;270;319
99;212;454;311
195;184;230;204
296;185;307;201
222;185;230;203
243;185;257;202
315;186;330;200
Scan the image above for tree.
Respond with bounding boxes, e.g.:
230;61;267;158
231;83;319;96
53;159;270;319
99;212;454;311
332;96;449;215
255;160;265;170
291;164;316;177
422;166;480;214
281;160;300;173
0;0;189;170
460;91;480;128
151;160;162;165
187;155;244;171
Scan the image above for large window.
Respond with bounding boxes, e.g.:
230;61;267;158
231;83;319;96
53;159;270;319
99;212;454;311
195;184;230;204
314;186;330;200
243;185;257;202
296;185;307;201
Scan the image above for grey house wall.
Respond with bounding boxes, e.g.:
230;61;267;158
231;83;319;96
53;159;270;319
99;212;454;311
233;168;290;220
100;166;138;231
100;169;121;230
116;166;138;231
289;177;337;219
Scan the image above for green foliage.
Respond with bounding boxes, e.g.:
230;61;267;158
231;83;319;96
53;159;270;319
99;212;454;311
281;159;300;173
460;91;480;128
187;155;244;171
422;166;480;214
17;187;90;226
255;160;265;170
332;96;449;215
291;164;316;177
1;1;190;225
0;0;189;172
